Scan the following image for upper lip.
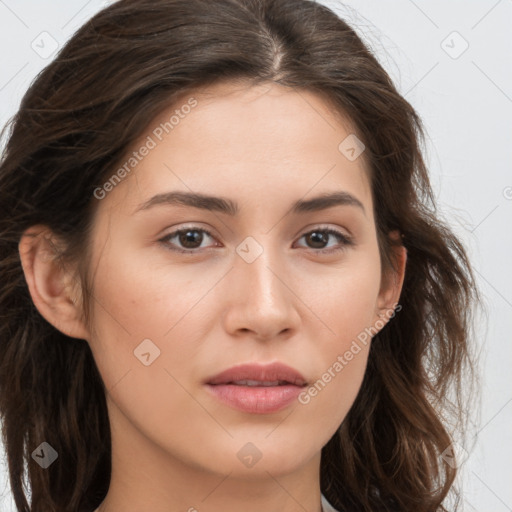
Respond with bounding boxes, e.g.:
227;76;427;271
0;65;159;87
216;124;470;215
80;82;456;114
205;362;308;386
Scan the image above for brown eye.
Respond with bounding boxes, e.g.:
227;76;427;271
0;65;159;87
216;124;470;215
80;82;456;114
296;227;354;254
159;227;217;253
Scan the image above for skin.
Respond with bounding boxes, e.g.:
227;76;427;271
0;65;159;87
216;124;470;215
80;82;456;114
19;81;406;512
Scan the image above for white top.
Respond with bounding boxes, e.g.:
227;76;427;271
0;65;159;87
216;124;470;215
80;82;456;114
321;493;341;512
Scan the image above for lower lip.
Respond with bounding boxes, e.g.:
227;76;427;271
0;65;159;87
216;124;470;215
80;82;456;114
205;383;304;414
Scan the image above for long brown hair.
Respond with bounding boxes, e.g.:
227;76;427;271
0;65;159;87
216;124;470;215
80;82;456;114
0;0;479;510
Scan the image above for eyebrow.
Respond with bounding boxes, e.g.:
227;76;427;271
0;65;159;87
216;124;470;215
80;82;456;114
135;190;366;216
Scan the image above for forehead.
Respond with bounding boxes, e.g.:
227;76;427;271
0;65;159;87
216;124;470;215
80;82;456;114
97;81;373;219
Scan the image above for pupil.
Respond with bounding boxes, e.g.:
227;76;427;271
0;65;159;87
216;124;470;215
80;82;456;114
180;230;202;248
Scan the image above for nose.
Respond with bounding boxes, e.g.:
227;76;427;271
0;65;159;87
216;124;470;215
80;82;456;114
221;244;301;342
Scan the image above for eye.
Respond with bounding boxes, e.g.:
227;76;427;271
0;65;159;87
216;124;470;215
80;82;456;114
295;227;354;254
158;226;218;253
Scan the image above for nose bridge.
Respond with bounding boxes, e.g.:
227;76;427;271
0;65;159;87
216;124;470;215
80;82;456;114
237;236;287;307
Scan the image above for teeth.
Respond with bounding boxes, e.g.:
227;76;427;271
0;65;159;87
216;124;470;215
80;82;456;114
232;380;284;386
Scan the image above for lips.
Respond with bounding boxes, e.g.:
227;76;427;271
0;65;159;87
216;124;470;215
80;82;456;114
205;362;308;387
204;362;308;414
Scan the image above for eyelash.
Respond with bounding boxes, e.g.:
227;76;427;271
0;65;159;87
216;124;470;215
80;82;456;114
158;225;354;255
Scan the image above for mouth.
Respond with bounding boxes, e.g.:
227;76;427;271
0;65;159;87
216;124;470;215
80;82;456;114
204;362;308;414
222;379;299;386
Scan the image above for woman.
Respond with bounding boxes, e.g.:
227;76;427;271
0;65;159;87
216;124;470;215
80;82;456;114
0;0;479;511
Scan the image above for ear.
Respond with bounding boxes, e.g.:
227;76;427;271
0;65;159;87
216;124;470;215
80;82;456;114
18;225;90;340
373;230;407;329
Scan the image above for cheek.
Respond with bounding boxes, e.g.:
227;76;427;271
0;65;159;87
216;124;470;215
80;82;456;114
298;306;372;437
88;244;220;341
309;252;382;343
86;243;240;434
296;254;381;427
86;253;225;463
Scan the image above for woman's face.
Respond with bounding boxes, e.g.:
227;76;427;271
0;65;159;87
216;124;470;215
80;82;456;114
81;81;401;480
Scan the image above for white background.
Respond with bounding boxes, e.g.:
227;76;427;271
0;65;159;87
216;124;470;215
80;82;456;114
0;1;511;510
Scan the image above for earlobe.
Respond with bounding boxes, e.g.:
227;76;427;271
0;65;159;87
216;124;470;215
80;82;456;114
18;226;90;341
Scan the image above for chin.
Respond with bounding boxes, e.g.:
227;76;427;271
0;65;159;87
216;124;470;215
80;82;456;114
223;436;318;477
